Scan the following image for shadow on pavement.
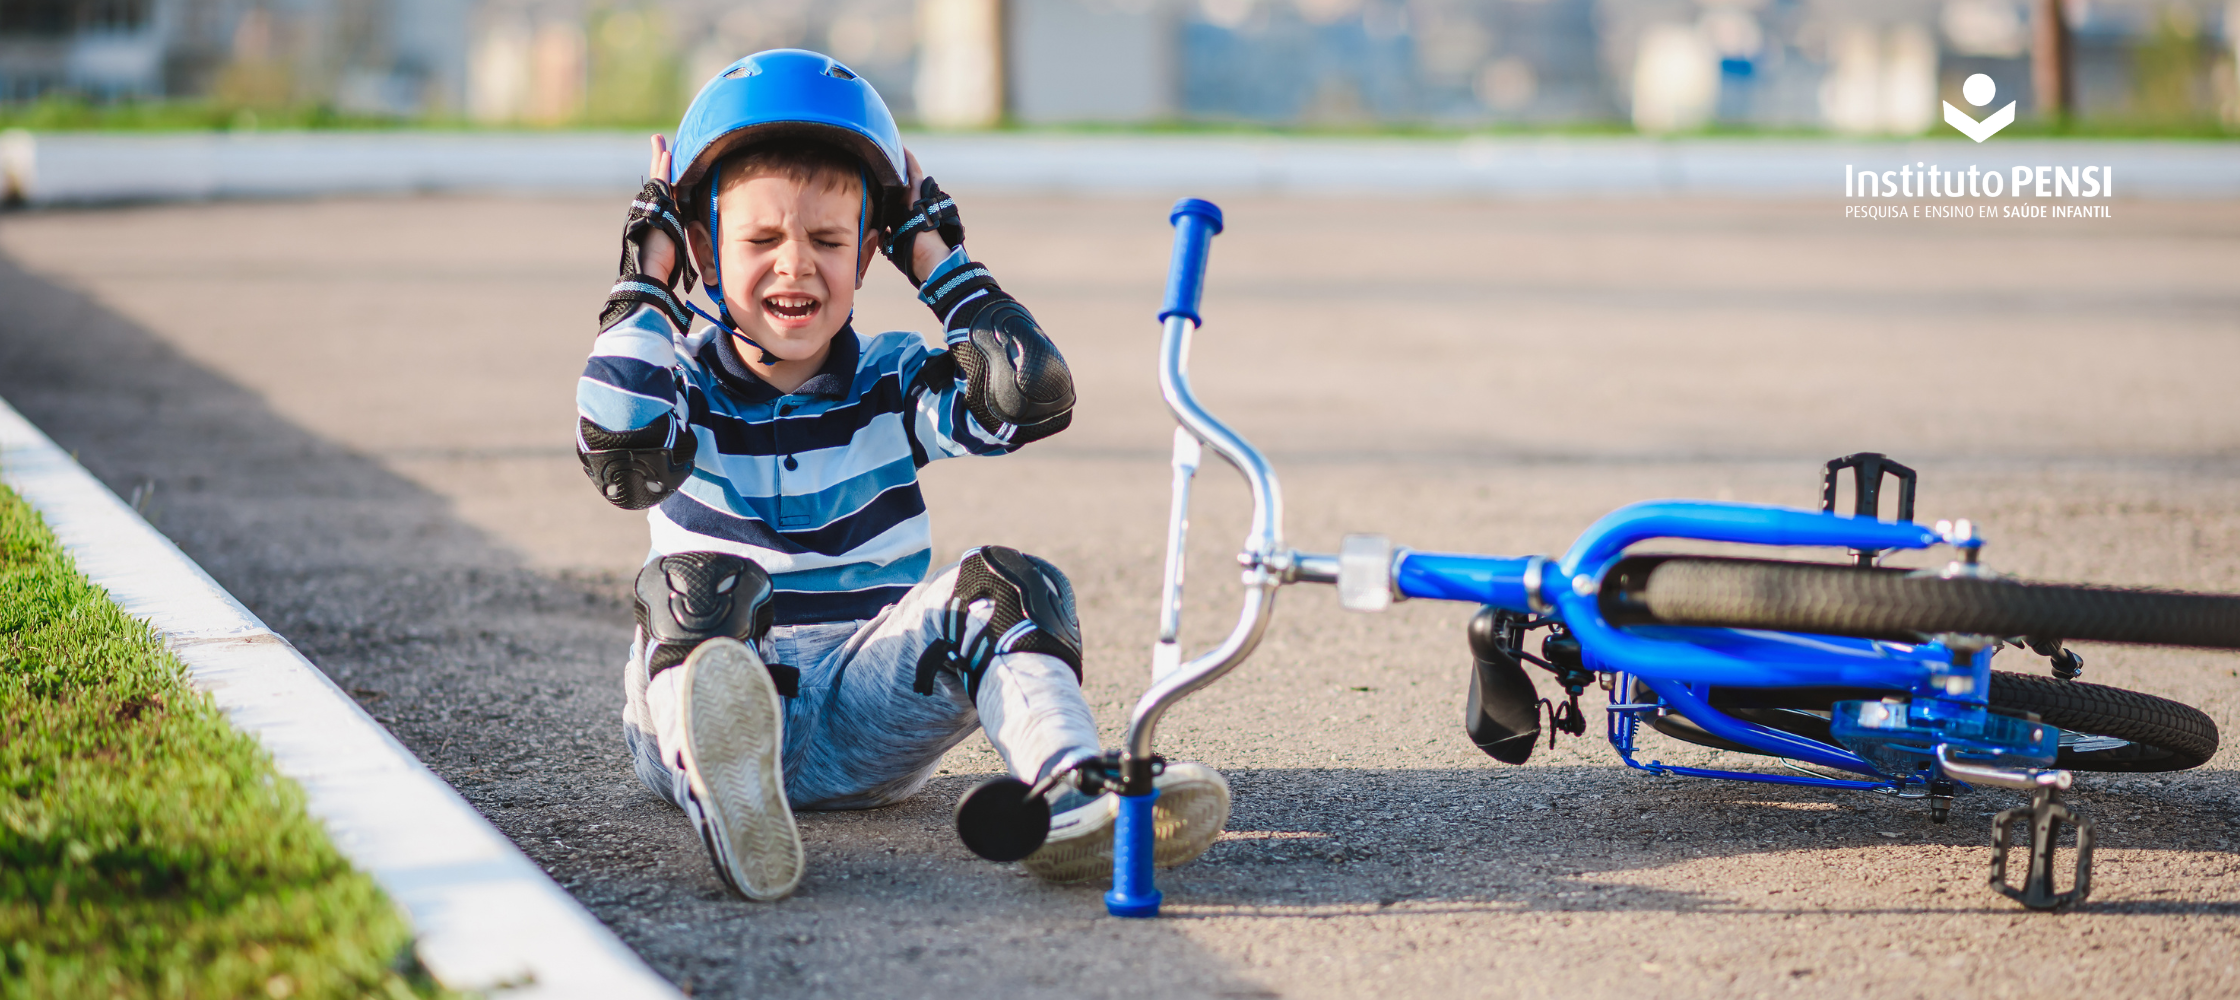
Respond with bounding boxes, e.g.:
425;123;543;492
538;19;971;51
1175;764;2240;917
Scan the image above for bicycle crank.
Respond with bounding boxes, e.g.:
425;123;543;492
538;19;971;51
1931;744;2094;910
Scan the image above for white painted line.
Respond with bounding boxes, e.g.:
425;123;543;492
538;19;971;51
0;396;680;1000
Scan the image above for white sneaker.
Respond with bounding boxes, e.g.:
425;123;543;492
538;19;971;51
1019;762;1231;884
676;638;803;901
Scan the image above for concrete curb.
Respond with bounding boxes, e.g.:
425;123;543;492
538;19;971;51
5;129;2238;204
0;395;680;999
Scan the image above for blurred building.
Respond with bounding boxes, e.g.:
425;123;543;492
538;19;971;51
1149;0;2237;131
460;0;922;124
0;0;469;111
3;0;2234;132
1007;0;1175;124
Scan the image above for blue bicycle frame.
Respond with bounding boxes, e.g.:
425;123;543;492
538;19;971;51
1106;198;2072;918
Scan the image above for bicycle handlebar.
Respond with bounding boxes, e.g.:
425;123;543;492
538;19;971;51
1160;198;1224;325
1128;197;1285;767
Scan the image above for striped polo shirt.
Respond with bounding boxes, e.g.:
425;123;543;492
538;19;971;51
577;301;1020;625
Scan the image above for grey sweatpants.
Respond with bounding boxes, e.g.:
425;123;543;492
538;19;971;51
623;558;1103;812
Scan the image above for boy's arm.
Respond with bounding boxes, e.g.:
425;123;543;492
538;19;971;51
578;303;695;510
886;175;1075;457
577;146;699;509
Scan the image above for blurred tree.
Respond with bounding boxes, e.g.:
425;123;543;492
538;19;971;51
2131;4;2208;123
2030;0;2072;120
210;8;297;111
586;5;680;126
526;19;588;124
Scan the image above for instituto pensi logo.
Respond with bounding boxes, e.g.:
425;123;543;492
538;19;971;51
1944;73;2016;143
1840;67;2114;218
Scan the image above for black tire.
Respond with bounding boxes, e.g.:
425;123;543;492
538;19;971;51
1988;671;2218;771
1603;555;2240;650
1644;672;2219;772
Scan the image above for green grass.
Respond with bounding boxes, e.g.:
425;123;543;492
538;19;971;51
0;482;446;1000
0;96;416;133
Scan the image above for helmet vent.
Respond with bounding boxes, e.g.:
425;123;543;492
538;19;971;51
724;64;760;79
824;64;857;81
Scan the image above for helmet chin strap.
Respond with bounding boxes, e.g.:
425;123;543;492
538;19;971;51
849;164;871;328
698;159;780;365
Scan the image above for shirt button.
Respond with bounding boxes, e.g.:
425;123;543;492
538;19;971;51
784;455;799;471
780;404;796;415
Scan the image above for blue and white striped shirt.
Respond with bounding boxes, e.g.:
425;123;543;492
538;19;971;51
578;297;1026;625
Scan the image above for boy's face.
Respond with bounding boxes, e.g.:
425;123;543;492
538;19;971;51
693;169;877;364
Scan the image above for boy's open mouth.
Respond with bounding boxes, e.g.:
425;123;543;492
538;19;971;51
762;294;820;322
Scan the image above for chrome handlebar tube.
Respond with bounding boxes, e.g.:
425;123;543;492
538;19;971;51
1128;311;1288;767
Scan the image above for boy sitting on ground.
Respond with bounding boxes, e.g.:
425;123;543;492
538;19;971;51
574;49;1229;900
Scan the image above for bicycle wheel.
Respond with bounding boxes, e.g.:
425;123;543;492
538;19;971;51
1603;555;2240;649
1987;671;2217;771
1641;674;2218;772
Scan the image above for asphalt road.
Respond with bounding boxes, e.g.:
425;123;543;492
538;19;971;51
4;192;2239;999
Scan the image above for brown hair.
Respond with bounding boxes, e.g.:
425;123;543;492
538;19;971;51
696;141;864;222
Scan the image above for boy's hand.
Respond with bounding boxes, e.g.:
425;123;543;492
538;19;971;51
597;135;697;332
638;135;680;285
881;149;964;287
616;134;692;292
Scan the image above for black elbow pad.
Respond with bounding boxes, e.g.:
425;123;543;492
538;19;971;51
953;298;1074;444
578;415;698;510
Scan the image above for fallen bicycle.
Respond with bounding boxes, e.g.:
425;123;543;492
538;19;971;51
955;198;2235;916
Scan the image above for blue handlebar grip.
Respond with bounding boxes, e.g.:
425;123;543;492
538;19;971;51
1159;197;1225;324
1104;789;1162;917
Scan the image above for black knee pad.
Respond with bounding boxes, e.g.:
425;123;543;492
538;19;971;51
914;546;1083;699
635;552;782;687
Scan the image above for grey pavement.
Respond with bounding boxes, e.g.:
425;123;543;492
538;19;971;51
3;193;2239;998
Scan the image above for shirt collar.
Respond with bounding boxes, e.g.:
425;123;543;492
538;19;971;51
703;322;860;404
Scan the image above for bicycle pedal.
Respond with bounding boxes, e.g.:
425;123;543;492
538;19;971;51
1820;453;1918;567
1988;790;2094;910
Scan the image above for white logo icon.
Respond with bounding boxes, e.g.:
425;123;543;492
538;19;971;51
1944;73;2016;142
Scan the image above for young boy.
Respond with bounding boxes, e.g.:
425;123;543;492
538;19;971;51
575;49;1229;901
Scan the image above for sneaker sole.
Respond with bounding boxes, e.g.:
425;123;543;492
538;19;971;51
1020;763;1231;884
679;638;802;901
1150;764;1231;870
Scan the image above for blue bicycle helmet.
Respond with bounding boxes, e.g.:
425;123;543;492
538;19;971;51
671;48;908;215
670;49;909;354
